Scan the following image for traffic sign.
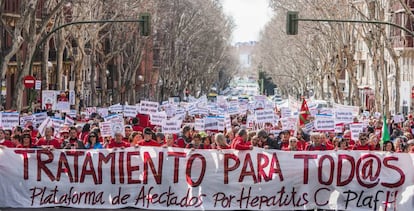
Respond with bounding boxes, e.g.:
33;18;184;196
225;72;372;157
23;75;36;88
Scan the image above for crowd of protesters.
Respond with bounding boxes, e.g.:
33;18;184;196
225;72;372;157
1;111;414;153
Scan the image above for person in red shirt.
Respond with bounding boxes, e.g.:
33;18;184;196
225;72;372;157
306;132;328;151
107;132;131;149
352;133;375;150
279;130;291;151
320;132;335;150
0;129;15;148
18;134;33;148
137;127;161;147
175;125;192;148
155;132;166;146
186;133;205;149
284;137;302;151
230;129;252;150
123;125;133;142
36;127;61;149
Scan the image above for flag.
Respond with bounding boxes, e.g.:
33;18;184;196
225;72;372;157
381;115;390;143
298;98;310;127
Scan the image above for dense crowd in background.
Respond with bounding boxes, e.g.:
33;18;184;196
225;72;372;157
1;110;414;153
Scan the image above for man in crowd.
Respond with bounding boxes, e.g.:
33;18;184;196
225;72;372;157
107;131;130;149
138;127;161;147
62;126;85;149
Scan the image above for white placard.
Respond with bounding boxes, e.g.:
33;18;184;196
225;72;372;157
33;112;48;126
280;107;292;118
97;108;109;118
204;117;219;131
393;115;405;124
140;101;159;115
109;104;123;113
194;118;205;131
123;105;138;117
150;111;167;126
162;119;181;134
1;112;20;130
20;115;34;127
42;90;57;110
314;115;335;131
349;123;364;141
334;124;344;133
64;116;75;126
100;121;113;137
334;109;354;124
255;109;276;124
35;80;41;90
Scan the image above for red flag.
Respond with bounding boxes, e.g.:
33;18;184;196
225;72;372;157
299;98;310;127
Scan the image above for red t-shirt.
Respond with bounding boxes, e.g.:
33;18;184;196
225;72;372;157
230;136;251;150
107;140;131;148
36;138;61;149
352;144;375;151
0;140;15;148
138;139;161;147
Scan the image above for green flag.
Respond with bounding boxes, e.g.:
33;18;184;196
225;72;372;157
381;115;390;143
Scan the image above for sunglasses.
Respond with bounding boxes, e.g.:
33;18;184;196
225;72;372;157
90;136;96;137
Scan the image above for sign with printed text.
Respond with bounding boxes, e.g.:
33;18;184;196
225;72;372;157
334;109;354;124
140;101;159;115
255;109;276;124
0;148;412;210
97;108;109;118
349;123;364;141
150;112;167;126
123;105;138;117
1;112;20;130
99;121;113;137
393;115;405;124
194;118;205;131
162;119;181;134
314;115;335;131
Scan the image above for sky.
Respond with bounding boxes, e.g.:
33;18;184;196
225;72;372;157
221;0;274;44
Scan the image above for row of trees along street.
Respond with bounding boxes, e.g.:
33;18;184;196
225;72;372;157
0;0;237;111
254;0;414;116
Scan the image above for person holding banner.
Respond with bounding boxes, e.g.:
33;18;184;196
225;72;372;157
258;129;280;150
286;137;301;151
85;132;103;149
214;133;230;149
175;125;192;148
107;132;130;149
0;129;15;148
61;127;86;149
162;134;178;148
18;133;33;148
305;132;327;151
186;133;205;149
352;133;375;151
137;127;161;147
36;127;61;149
230;129;252;150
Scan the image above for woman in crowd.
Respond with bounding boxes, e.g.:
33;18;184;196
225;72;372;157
215;133;230;149
383;141;395;152
85;132;103;149
286;137;301;151
19;134;33;148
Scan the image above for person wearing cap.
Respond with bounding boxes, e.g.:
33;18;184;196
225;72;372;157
62;126;85;149
36;127;61;149
59;128;70;144
230;129;252;150
137;127;161;147
107;132;130;149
